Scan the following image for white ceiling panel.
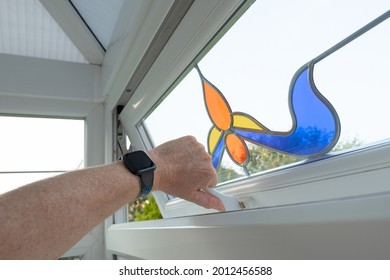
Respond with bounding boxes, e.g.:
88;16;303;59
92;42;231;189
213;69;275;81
0;0;87;63
70;0;124;50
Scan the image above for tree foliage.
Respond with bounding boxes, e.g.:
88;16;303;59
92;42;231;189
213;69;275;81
332;137;363;152
128;195;162;222
246;144;300;174
218;136;363;180
217;166;242;182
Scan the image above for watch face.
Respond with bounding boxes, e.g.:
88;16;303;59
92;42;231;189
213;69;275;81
123;150;155;174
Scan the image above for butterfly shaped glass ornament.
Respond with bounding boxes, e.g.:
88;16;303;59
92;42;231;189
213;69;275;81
197;11;389;174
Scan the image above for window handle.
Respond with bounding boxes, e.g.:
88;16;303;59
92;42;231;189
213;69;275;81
207;188;242;211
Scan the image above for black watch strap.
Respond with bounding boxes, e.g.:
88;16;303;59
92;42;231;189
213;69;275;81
136;166;155;199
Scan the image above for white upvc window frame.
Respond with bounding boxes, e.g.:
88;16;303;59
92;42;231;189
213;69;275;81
119;0;248;215
0;55;106;259
0;108;106;260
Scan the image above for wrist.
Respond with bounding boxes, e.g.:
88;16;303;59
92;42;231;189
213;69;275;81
147;149;170;193
107;161;141;200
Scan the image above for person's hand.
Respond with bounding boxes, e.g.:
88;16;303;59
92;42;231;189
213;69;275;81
149;136;224;211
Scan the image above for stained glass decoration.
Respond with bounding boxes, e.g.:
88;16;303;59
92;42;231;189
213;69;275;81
196;10;389;173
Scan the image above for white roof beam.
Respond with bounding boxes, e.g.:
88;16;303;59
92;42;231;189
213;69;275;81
39;0;105;65
101;0;176;107
0;53;101;104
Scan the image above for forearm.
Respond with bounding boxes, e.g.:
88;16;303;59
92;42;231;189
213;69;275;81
0;136;223;260
0;161;137;260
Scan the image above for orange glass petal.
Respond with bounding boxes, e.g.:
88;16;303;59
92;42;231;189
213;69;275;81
203;79;231;131
226;133;247;165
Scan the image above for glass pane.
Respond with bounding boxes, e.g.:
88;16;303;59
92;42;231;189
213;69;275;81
145;0;389;182
70;0;124;49
0;0;87;63
0;116;84;172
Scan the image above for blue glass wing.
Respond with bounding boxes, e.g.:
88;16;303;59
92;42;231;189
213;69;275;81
233;65;340;157
211;133;225;169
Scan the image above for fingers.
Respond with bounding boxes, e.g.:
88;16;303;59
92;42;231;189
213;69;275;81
194;189;225;212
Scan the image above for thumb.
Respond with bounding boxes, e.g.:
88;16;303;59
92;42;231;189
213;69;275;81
194;189;225;212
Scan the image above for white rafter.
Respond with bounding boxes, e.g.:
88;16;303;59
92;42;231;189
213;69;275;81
39;0;105;65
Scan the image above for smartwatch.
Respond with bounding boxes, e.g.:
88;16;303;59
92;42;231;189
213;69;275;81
122;150;156;199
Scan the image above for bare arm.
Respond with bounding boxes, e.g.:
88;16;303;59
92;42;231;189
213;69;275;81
0;136;223;259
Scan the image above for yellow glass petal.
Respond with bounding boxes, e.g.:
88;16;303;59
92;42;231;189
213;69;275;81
232;112;265;131
226;133;247;165
208;126;222;154
203;79;231;131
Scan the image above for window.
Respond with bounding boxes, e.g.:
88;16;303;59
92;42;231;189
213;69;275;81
118;0;390;219
0;116;84;195
144;0;389;182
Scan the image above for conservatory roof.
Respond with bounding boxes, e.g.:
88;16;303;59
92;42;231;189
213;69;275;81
0;0;122;64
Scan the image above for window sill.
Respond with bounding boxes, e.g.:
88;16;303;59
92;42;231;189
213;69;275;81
107;189;390;259
106;141;390;259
